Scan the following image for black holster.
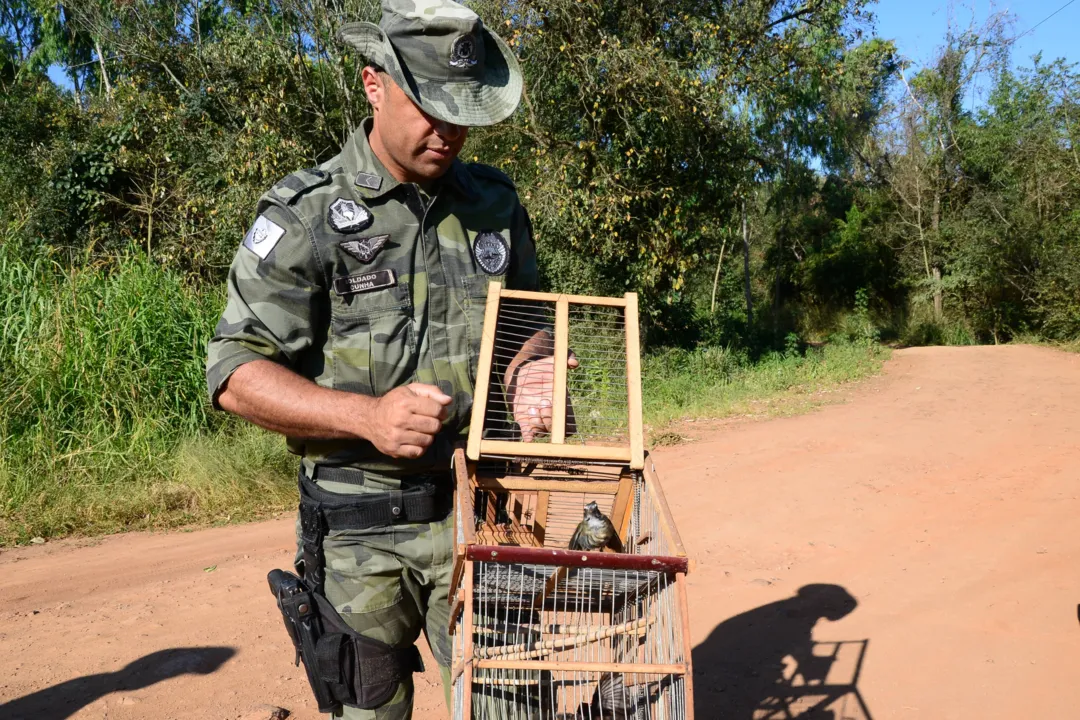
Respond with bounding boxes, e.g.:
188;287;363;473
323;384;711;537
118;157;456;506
268;569;424;714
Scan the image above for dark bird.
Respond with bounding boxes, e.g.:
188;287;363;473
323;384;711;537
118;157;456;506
590;672;636;719
568;501;623;552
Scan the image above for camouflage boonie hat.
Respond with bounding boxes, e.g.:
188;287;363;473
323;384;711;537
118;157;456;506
336;0;522;127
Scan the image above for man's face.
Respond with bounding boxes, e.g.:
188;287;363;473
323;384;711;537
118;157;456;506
363;67;468;184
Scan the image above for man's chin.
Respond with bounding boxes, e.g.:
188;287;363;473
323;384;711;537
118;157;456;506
411;157;455;182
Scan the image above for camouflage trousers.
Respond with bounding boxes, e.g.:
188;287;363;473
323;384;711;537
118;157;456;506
305;469;455;720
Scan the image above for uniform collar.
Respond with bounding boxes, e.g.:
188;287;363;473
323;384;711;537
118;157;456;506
345;117;478;201
344;118;399;200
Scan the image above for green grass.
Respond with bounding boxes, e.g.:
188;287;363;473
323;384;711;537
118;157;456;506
0;241;890;544
1010;335;1080;354
0;244;295;544
642;341;891;430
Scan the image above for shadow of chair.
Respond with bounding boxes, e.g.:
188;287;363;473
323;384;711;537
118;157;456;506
0;646;236;720
691;583;873;720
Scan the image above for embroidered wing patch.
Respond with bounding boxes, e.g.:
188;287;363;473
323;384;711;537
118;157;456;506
242;215;286;260
340;235;390;264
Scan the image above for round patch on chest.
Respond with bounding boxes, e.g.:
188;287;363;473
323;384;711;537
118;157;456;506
473;230;510;275
328;197;373;234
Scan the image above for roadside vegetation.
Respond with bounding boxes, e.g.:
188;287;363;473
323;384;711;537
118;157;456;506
0;240;887;544
644;341;889;431
1;0;1076;542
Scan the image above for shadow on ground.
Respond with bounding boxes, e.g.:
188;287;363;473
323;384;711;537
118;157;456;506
0;646;236;720
692;584;873;719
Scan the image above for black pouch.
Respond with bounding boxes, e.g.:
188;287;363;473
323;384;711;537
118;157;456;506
312;590;425;709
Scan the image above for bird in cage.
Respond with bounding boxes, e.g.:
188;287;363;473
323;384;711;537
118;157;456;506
569;501;624;552
494;492;512;527
473;488;488;532
590;672;637;719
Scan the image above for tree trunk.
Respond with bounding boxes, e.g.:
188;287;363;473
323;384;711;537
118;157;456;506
932;266;943;321
95;39;112;99
710;236;728;315
741;199;753;328
931;188;943;321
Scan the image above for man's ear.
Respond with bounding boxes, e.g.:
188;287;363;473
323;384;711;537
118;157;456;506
361;66;384;110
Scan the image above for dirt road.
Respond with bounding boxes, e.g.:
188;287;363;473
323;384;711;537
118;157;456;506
2;345;1078;719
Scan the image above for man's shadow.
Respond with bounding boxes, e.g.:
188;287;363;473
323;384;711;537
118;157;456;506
692;584;872;720
0;646;235;720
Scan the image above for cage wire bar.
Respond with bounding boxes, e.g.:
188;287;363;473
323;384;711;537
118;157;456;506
453;282;692;720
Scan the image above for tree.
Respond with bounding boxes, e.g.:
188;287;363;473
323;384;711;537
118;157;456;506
885;11;1011;322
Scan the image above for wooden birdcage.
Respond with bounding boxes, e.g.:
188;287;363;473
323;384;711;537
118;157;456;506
449;283;694;720
466;283;645;470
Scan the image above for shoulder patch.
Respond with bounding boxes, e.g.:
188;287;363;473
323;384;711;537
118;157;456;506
467;163;517;191
242;215;286;260
266;168;331;207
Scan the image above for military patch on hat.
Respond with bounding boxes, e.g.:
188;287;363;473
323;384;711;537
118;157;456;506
449;34;478;68
328;197;373;233
242;215;286;260
340;235;390;264
473;230;510;275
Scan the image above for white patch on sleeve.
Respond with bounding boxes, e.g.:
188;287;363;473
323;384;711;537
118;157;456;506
242;215;287;260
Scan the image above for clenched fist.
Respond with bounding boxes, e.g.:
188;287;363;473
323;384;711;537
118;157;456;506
367;383;452;459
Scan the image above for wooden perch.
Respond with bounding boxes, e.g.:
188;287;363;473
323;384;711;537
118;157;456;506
470;676;543;687
477;622;637;636
474;617;654;660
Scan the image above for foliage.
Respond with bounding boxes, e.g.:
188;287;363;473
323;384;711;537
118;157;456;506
1;1;1079;540
0;239;297;543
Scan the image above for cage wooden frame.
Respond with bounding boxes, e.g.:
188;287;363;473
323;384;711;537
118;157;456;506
449;447;694;720
466;282;645;471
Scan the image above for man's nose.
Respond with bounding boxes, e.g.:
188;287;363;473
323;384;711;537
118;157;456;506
434;119;465;142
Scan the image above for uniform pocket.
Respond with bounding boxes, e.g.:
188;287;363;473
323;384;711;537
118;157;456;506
331;283;416;397
322;526;405;615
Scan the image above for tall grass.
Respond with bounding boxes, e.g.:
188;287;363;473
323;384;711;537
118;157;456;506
0;244;294;543
0;243;890;543
642;341;890;429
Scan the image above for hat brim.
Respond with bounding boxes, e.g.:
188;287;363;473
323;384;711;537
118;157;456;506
336;22;522;127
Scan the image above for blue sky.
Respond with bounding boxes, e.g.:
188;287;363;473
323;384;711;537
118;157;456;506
874;0;1079;69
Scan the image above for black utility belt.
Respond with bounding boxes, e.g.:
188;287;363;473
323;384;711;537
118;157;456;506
298;467;451;529
275;466;449;714
295;467;452;596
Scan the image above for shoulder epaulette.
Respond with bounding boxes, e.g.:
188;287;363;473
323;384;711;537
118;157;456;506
467;163;517;191
266;168;331;206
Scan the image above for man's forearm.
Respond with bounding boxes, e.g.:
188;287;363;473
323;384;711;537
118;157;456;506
217;359;377;440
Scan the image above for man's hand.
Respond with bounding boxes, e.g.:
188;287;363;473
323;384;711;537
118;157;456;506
368;383;452;459
511;353;579;442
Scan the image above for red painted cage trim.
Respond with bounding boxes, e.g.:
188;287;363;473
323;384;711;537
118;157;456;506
465;545;689;574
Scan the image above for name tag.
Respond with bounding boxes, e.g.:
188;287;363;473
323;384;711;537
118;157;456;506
333;269;397;296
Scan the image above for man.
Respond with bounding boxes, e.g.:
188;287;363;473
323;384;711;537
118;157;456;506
205;1;566;717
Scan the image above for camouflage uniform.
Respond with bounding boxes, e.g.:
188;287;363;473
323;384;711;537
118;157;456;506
205;3;531;717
